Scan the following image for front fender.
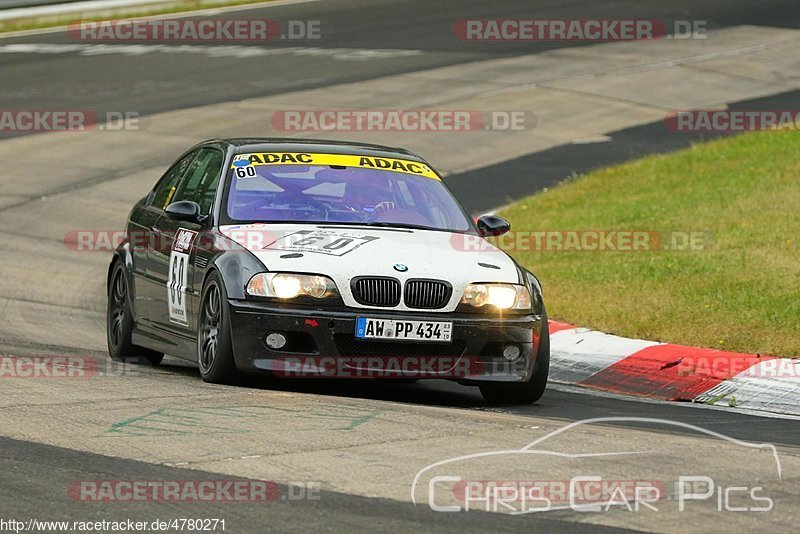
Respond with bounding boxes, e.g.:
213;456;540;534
108;241;134;290
207;234;268;300
521;267;544;316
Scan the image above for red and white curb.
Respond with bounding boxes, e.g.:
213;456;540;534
548;321;800;416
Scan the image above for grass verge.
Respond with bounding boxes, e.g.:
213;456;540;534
497;131;800;357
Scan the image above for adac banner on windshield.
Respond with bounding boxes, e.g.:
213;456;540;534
231;152;440;180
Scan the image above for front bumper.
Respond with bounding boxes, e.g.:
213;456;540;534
227;299;543;382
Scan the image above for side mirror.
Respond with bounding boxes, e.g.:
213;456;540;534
476;214;511;237
165;200;201;223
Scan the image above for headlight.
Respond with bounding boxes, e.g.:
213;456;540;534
246;273;336;299
460;283;532;310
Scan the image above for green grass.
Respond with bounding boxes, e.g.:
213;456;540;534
497;131;800;357
0;0;274;34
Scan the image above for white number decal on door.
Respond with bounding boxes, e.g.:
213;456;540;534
168;228;197;326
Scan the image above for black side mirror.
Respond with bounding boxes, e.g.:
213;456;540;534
476;214;511;237
165;200;202;223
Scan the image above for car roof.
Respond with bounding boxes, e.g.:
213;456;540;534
196;137;427;163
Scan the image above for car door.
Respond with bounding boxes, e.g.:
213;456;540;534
148;147;225;335
132;150;198;323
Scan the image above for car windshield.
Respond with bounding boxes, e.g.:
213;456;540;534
224;156;472;232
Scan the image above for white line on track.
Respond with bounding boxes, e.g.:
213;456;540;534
0;0;321;39
0;43;422;60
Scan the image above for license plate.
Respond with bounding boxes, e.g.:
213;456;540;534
355;317;452;342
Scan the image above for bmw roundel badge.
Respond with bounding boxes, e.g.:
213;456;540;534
393;264;408;272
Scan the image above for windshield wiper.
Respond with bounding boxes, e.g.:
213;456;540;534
360;222;434;231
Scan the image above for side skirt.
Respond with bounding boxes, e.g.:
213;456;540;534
132;323;197;362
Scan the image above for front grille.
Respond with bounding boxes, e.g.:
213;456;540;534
351;277;401;307
334;334;466;358
404;279;452;309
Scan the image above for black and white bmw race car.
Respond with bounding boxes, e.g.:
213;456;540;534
106;138;549;404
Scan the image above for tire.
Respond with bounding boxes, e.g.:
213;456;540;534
479;309;550;405
107;261;164;365
197;271;240;384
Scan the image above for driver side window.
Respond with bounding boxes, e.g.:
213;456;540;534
173;148;224;215
151;151;197;210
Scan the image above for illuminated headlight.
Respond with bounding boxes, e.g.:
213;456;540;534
246;273;336;299
460;283;532;310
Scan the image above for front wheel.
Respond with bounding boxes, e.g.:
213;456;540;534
479;310;550;405
197;271;240;384
107;261;163;365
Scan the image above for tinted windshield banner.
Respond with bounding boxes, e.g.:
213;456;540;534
231;152;439;180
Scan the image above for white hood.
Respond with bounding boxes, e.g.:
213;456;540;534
220;223;520;312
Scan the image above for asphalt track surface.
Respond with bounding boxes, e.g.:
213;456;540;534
1;434;630;534
2;0;800;531
0;0;799;131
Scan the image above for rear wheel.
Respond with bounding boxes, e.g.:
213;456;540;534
479;310;550;405
107;261;163;365
197;272;240;384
